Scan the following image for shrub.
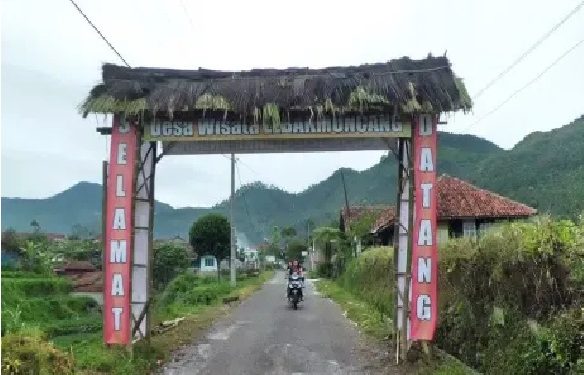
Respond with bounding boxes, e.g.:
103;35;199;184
1;278;72;301
316;262;333;278
153;243;191;289
158;273;200;306
436;216;584;372
158;273;233;306
1;327;74;375
2;292;98;336
337;247;394;319
479;308;584;374
42;316;102;337
1;271;49;279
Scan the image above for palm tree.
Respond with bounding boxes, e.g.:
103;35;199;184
312;227;341;263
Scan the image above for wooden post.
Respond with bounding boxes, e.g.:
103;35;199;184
101;159;108;347
146;141;156;342
403;132;415;358
392;140;403;359
394;135;414;362
230;154;236;287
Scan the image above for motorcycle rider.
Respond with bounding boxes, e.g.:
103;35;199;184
287;259;304;301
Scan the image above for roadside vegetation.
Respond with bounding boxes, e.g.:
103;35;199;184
1;214;274;375
313;215;584;374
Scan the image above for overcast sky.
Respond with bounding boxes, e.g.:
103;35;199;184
1;0;583;208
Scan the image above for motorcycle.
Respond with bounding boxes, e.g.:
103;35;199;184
287;272;303;310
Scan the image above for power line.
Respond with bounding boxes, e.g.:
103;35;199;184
236;158;261;177
473;1;583;99
67;0;131;67
463;38;583;131
178;0;196;32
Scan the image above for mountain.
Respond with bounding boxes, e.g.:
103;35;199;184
469;114;584;216
2;115;583;243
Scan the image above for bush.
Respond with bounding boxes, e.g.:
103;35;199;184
337;247;394;320
1;281;98;336
158;272;233;311
153;243;191;289
316;262;333;278
42;316;102;337
12;295;96;321
436;216;584;372
1;278;72;300
479;308;584;374
1;327;74;375
158;273;200;306
1;271;49;279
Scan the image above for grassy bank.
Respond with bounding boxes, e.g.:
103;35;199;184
314;216;584;374
60;271;273;374
1;274;100;337
437;217;583;374
315;276;474;375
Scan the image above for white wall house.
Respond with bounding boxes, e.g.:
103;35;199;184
199;255;218;273
244;248;259;261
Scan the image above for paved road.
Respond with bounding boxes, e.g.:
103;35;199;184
162;271;393;375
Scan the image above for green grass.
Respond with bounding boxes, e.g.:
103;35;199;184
1;271;53;278
417;358;476;375
1;277;72;301
337;247;394;319
1;275;99;337
50;271;274;375
316;279;392;339
2;270;274;374
315;275;476;375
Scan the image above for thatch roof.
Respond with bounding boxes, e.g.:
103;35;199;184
81;55;472;118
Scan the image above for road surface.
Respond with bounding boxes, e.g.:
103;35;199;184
161;271;396;375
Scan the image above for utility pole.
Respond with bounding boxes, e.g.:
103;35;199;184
340;169;350;232
340;169;357;258
230;154;236;287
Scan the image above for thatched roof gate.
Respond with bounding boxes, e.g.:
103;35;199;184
81;55;471;120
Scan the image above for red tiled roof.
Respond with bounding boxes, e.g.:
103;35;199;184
360;175;537;234
340;205;388;229
67;271;103;292
371;207;397;233
436;175;537;219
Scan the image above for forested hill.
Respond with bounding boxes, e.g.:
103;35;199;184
2;115;582;244
469;114;584;217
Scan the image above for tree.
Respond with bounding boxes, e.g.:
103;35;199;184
21;240;52;274
313;227;341;263
270;226;283;258
27;219;49;244
281;226;297;260
189;213;230;279
2;228;21;251
286;239;307;262
347;211;379;256
153;243;191;289
281;226;297;239
70;224;92;240
30;220;41;233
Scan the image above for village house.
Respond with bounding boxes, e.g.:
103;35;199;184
197;254;218;273
54;260;97;276
67;270;104;305
340;175;537;247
